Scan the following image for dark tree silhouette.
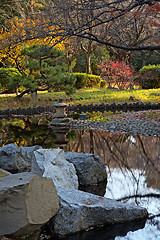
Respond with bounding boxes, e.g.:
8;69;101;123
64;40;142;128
0;0;159;51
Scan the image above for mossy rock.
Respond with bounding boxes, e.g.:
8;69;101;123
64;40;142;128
0;169;11;178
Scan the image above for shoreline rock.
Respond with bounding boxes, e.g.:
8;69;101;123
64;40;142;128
69;117;160;138
48;186;148;237
65;152;107;186
31;148;79;189
0;144;42;173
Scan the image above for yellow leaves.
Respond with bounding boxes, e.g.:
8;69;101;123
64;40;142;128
0;38;65;67
0;15;65;52
0;35;65;66
0;43;25;66
13;139;28;147
0;13;67;68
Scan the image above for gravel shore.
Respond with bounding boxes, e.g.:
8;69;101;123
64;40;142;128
70;110;160;138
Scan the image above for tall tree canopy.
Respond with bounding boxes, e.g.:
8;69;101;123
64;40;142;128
0;0;159;52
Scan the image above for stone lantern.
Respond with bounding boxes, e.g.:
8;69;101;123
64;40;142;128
48;98;70;148
53;98;67;118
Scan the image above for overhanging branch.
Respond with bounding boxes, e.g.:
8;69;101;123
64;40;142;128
75;33;160;51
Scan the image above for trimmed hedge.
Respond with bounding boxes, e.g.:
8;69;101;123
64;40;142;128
138;65;160;89
72;73;106;89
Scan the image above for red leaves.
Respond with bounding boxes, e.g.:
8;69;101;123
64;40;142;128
147;2;160;14
84;200;94;205
98;59;134;90
132;10;142;19
98;196;104;199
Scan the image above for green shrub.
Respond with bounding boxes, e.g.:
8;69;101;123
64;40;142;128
52;72;77;95
73;73;103;89
138;65;160;89
73;73;89;89
87;74;102;87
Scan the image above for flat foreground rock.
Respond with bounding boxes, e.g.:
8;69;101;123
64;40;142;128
49;186;148;237
0;172;59;237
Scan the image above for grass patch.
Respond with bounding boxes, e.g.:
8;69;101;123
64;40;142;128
0;87;160;110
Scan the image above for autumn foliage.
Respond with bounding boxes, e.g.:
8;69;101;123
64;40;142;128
98;60;134;90
0;17;64;68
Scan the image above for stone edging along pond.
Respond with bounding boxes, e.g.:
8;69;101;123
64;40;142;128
0;102;160;118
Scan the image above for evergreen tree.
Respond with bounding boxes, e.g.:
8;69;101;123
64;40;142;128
6;44;76;97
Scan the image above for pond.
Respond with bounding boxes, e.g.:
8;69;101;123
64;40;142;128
0;118;160;240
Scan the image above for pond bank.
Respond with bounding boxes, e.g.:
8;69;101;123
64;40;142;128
70;110;160;137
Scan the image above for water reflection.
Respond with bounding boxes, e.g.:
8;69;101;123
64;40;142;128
105;168;160;240
0;119;160;239
65;129;160;239
49;219;146;240
67;130;160;191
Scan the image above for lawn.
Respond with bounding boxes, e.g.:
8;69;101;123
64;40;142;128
0;87;160;111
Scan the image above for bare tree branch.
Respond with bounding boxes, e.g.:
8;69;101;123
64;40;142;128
0;0;159;51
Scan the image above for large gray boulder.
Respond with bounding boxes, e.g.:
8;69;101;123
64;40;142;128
31;149;78;189
49;186;148;237
65;152;107;186
0;144;42;173
0;172;59;237
20;145;42;164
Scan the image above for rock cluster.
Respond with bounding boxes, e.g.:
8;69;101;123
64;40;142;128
0;144;148;239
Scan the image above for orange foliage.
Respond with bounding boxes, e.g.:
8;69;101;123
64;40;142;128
0;16;65;67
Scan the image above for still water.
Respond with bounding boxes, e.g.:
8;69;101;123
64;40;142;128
105;168;160;240
0;118;160;240
66;129;160;240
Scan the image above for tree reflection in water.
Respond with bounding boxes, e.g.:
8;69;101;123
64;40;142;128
66;129;160;240
0;118;57;148
67;129;160;188
0;119;160;239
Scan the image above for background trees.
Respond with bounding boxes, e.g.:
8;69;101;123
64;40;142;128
0;0;159;94
0;0;159;51
136;64;160;89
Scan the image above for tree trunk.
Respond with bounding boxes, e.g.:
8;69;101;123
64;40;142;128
141;51;146;67
15;88;19;96
68;60;72;73
30;91;37;103
85;53;92;74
